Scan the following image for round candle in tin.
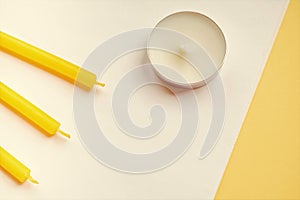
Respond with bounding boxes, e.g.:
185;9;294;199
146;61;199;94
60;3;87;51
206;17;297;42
147;11;226;89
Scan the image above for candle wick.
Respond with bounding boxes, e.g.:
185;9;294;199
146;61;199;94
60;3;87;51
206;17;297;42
96;82;106;87
178;44;187;56
29;176;39;184
58;129;71;139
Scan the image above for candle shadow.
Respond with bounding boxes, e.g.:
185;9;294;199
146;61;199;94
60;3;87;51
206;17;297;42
94;86;106;95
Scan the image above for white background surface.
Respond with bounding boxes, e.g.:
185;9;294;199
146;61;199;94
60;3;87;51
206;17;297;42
0;0;288;199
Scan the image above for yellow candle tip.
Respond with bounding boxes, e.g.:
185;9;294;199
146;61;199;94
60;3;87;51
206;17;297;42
96;82;106;87
29;176;39;184
58;130;71;139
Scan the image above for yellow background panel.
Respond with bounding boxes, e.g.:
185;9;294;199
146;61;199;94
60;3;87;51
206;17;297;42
215;0;300;199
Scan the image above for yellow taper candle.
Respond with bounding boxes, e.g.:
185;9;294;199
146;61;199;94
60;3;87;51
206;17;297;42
0;146;38;184
0;82;70;138
0;31;105;90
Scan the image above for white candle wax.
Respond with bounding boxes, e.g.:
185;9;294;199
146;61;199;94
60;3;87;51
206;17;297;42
147;12;226;88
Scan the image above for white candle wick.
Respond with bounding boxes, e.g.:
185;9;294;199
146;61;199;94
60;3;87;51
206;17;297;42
178;44;188;56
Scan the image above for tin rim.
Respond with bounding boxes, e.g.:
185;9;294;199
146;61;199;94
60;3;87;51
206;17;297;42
147;11;227;89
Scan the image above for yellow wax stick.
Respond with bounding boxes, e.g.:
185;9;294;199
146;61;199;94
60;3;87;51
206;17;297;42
0;146;38;184
0;82;70;138
0;31;105;90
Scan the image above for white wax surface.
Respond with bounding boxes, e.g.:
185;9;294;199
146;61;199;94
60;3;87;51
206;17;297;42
147;12;226;86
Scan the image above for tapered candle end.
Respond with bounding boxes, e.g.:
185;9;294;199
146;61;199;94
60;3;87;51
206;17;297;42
58;129;71;139
29;176;39;184
96;82;106;87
